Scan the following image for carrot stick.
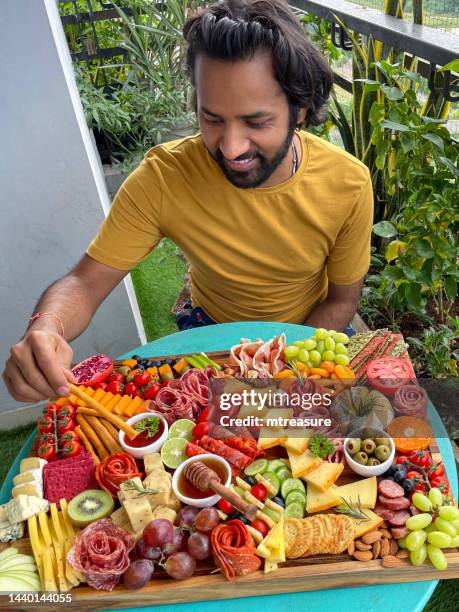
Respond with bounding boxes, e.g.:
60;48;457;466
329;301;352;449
77;407;127;420
70;384;138;438
75;425;100;464
76;415;109;461
86;416;123;455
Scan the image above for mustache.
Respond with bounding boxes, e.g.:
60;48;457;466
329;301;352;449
215;150;262;163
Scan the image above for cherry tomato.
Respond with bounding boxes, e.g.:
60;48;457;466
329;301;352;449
38;415;54;434
46;402;59;417
108;380;124;395
197;407;209;424
414;481;428;493
142;382;161;400
409;450;432;469
57;405;76;420
58;431;79;446
251;483;267;501
39;432;56;445
430;474;447;488
217;499;234;514
93;381;109;391
161;380;171;388
38;442;56;461
429;463;445;478
108;372;125;383
124;382;141;398
406;470;423;481
396;455;411;465
251;519;269;538
57;417;75;437
61;440;82;457
134;371;151;387
192;422;209;440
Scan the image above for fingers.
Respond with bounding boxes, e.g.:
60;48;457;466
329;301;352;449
10;342;58;399
30;332;73;396
2;359;46;402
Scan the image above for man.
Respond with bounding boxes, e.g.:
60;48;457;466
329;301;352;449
3;0;373;402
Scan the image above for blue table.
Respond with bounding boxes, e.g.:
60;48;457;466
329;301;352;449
2;322;457;612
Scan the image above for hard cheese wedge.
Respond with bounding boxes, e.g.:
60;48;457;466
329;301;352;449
334;477;378;509
306;483;341;513
256;514;285;564
288;449;322;478
303;462;344;492
282;435;311;455
257;435;285;451
348;509;384;539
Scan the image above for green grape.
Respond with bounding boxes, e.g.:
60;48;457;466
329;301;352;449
335;354;350;366
410;544;427;566
427;531;452;548
427;545;448;570
314;328;329;340
438;505;459;521
398;536;408;549
328;330;336;336
316;340;325;354
412;492;433;512
406;513;432;531
298;349;310;363
322;350;335;362
424;523;437;534
428;488;443;509
451;519;459;532
335;343;348;355
303;338;317;351
406;530;427;551
324;337;336;351
284;345;300;360
449;535;459;548
434;518;457;538
309;350;322;365
332;332;350;345
293;341;305;348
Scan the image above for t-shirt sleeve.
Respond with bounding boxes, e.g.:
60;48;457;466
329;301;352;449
86;160;164;271
326;171;374;285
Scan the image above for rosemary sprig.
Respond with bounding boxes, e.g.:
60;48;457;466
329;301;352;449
123;478;158;498
335;495;370;522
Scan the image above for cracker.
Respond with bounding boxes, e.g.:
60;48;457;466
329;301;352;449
308;515;325;556
288;519;313;559
284;518;303;557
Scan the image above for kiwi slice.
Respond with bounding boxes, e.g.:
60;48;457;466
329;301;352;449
68;489;114;527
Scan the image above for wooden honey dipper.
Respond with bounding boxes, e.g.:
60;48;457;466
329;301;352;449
183;460;258;521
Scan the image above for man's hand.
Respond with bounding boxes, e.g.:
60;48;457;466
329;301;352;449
3;330;75;402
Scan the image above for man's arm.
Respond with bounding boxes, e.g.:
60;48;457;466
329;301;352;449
303;278;364;332
3;254;128;402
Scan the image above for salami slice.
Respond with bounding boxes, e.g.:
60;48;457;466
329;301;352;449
393;385;428;419
211;519;261;581
373;504;395;522
378;479;405;498
199;435;252;469
378;495;411;510
389;510;410;526
391;526;409;539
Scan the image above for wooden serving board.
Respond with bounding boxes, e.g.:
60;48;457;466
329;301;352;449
2;350;458;609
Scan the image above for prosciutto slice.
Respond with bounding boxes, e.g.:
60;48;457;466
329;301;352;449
229;335;286;378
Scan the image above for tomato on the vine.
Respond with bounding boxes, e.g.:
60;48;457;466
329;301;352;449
46;403;59;416
396;455;411;465
409;450;432;469
429;463;445;478
57;417;75;437
142;382;161;400
134;371;151;387
108;372;125;383
61;440;82;457
57;405;76;420
108;380;124;395
38;442;56;461
59;431;79;446
124;382;141;398
38;415;54;434
414;482;428;493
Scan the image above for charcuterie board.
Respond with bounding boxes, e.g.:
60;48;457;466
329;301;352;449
0;330;458;610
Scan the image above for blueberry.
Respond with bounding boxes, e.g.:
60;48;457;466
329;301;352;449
232;513;248;524
244;476;256;486
402;479;415;494
151;360;161;367
271;496;285;508
384;465;396;477
131;354;142;361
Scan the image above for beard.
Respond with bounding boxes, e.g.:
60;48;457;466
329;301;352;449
209;106;299;189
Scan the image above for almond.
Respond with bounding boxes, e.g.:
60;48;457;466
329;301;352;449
396;549;409;559
380;538;390;557
390;539;399;556
355;541;372;551
362;531;382;545
347;540;355;555
380;528;393;539
353;550;373;562
372;540;381;559
382;555;402;568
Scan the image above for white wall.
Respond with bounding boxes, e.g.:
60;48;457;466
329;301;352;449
0;0;146;415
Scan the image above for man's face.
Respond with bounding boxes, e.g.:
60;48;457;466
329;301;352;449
194;52;298;189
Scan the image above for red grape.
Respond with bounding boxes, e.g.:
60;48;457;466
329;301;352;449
123;559;154;589
143;519;174;548
165;552;196;580
177;506;200;528
195;507;219;533
136;539;162;561
188;531;211;560
163;527;187;556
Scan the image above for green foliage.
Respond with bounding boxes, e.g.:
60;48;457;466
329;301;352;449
408;318;459;378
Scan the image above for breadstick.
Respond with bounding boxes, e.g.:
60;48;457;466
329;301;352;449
77;407;127;420
70;384;138;438
86;416;123;455
75;425;100;464
100;418;122;442
76;415;109;460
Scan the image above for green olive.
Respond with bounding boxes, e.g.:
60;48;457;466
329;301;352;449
375;445;391;462
116;365;131;377
375;437;390;447
346;438;361;455
353;451;368;465
362;439;376;455
367;458;381;467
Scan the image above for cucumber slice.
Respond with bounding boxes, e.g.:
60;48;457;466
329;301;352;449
244;458;268;477
276;467;293;483
285;490;307;505
284;501;305;519
262;471;281;497
280;477;306;500
261;507;281;523
268;459;287;473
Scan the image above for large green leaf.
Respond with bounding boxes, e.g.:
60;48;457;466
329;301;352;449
414;238;434;258
440;60;459;73
421;133;445;150
385;240;407;262
380;120;410;132
405;283;422;310
373;220;397;238
444;277;458;301
381;85;404;101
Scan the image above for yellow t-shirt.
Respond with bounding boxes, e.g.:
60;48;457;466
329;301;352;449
87;131;373;324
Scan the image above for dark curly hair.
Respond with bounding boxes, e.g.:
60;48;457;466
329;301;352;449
183;0;333;127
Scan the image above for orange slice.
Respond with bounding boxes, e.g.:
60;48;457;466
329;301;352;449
388;416;433;453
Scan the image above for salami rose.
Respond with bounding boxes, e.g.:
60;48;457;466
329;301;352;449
95;453;142;497
393;385;428;419
67;518;135;591
211;519;261;581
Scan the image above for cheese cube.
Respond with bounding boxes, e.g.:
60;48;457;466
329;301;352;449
143;470;172;509
303;462;344;492
13;471;37;487
12;482;41;499
288;449;322;478
110;506;131;530
143;453;164;474
166;490;181;512
123;498;154;533
118;477;144;501
151;505;177;524
306;483;341;513
20;457;46;472
6;495;49;523
0;520;24;542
